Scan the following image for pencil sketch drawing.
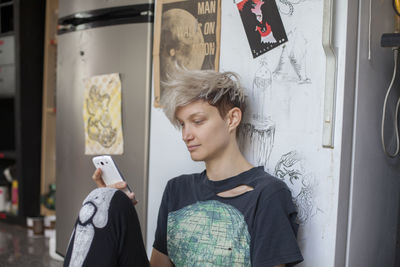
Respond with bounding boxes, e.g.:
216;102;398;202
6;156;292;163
239;119;275;168
251;59;272;121
274;150;318;224
238;58;276;167
273;30;311;84
277;0;307;16
86;84;117;148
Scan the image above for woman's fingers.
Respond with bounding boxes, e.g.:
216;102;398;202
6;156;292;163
128;192;138;205
92;169;137;205
108;181;127;190
92;168;106;188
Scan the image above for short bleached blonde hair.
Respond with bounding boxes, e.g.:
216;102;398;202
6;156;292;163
160;68;246;128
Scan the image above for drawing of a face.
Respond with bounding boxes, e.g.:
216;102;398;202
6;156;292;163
274;151;317;224
176;100;232;162
275;151;305;198
274;151;303;197
251;0;264;22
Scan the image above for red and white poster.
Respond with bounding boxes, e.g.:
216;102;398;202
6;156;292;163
236;0;288;58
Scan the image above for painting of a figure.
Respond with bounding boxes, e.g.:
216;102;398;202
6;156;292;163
236;0;288;58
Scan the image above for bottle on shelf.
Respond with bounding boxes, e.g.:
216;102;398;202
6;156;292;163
10;179;18;215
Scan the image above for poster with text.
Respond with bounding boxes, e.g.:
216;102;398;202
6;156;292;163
153;0;221;107
83;73;124;155
236;0;287;58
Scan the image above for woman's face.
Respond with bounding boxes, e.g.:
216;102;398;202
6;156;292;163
176;100;232;162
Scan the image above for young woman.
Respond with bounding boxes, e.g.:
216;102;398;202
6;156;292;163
64;69;303;267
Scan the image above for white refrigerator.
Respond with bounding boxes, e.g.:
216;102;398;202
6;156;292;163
55;0;153;256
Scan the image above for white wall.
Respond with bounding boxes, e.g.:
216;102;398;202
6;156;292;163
216;1;346;266
146;105;204;255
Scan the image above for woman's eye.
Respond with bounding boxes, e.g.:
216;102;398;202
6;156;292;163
194;120;203;124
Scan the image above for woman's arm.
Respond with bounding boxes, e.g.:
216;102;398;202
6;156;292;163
150;248;173;267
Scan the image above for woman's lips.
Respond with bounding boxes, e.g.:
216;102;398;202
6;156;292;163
187;145;200;152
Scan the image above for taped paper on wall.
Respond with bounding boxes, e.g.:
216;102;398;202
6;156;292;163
83;73;123;155
153;0;221;107
236;0;288;58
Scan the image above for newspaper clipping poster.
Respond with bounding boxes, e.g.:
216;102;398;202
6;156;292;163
153;0;221;107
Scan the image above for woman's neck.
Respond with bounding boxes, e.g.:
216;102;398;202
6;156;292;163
205;141;253;181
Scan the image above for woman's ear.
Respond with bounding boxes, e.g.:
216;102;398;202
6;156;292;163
226;107;242;132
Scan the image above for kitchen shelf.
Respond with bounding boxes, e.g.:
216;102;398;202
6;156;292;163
0;0;45;223
0;212;25;225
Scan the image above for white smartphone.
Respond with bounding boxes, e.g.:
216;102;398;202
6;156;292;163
92;155;133;196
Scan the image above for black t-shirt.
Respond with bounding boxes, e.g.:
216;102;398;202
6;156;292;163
153;166;303;267
64;188;149;267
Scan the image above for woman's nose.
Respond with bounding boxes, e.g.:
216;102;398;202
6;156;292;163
182;127;194;142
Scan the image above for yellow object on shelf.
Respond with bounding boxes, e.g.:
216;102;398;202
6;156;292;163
11;180;18;215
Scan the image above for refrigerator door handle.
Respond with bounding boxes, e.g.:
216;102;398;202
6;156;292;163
322;0;337;149
58;4;154;34
60;9;141;26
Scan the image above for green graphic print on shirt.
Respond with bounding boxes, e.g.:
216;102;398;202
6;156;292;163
167;200;251;267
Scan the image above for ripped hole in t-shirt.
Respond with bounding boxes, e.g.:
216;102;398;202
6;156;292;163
217;184;254;198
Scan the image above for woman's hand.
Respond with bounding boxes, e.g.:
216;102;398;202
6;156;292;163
92;168;137;205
